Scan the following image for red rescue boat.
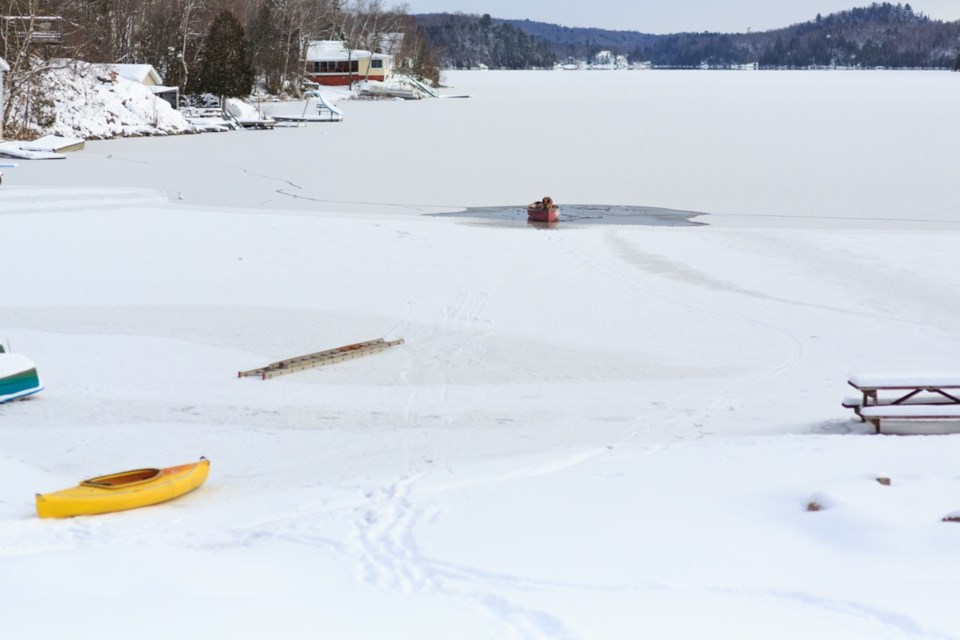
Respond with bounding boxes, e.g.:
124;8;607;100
527;196;559;223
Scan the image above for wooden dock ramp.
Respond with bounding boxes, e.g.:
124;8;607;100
238;338;404;380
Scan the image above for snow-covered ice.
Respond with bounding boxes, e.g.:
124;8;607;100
2;70;960;639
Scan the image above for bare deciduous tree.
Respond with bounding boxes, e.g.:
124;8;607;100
1;0;78;136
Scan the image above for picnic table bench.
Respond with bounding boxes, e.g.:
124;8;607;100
846;373;960;433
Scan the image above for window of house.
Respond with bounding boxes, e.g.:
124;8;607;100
315;60;359;74
371;59;383;69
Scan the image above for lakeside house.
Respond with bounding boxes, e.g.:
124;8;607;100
304;40;393;86
108;63;179;109
0;57;8;140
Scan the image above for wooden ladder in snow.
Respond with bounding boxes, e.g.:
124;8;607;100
238;338;404;380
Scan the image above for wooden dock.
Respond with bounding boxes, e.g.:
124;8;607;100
238;338;404;380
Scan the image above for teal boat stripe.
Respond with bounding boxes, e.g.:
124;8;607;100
0;368;42;401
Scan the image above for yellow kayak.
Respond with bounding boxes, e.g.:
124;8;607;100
36;457;210;519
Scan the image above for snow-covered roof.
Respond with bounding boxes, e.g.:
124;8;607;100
109;64;163;86
305;40;391;62
0;57;9;72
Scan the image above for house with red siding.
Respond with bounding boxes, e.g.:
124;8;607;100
304;40;393;86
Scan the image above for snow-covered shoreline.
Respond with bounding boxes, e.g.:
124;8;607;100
3;60;356;140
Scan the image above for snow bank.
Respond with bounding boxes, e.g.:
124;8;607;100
8;61;192;140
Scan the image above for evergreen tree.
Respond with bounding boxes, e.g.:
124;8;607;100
192;10;255;103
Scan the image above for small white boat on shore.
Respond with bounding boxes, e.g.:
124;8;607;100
355;77;436;100
0;344;44;403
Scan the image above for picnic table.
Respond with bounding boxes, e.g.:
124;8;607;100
846;373;960;433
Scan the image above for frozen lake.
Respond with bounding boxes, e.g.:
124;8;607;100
3;69;960;639
12;69;960;225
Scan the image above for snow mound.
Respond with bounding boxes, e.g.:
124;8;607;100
10;61;192;140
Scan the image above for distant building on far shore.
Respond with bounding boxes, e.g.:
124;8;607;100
304;40;393;86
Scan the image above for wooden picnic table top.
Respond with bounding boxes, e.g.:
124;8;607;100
847;373;960;391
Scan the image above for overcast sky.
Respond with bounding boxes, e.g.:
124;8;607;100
401;2;960;34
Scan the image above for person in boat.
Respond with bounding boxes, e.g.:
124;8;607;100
533;196;554;210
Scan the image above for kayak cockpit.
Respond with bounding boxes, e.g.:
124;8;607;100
82;468;161;488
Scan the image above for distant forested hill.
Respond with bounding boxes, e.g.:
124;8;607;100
415;3;960;69
414;13;556;69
